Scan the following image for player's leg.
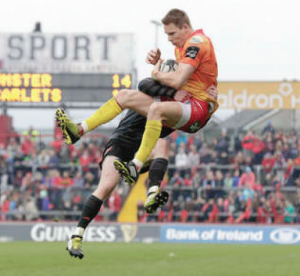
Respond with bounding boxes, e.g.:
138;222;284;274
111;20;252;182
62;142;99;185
114;87;215;185
67;155;121;259
114;101;183;185
144;139;170;213
133;101;182;166
56;89;154;145
125;88;214;172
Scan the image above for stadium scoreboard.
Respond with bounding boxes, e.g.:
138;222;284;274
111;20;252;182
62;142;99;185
0;73;133;103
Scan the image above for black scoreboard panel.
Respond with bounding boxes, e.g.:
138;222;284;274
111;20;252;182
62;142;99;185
51;73;132;88
60;88;117;102
0;73;133;103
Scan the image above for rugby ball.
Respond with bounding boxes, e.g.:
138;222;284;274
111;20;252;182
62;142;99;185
159;59;178;72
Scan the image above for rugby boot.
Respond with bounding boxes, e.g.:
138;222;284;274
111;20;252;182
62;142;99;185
139;159;153;174
113;159;138;186
55;108;80;145
144;186;169;214
66;235;84;259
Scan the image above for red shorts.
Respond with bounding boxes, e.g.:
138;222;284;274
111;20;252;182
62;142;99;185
160;95;210;133
178;98;209;133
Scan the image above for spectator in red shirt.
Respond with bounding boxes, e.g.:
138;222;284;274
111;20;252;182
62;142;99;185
52;134;63;153
202;198;218;223
261;152;276;173
87;143;97;162
242;131;265;163
0;190;11;220
79;149;92;172
59;171;74;188
238;166;256;189
183;173;192;187
242;131;256;152
21;136;35;157
295;153;300;166
108;190;121;221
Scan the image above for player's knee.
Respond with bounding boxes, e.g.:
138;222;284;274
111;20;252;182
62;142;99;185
115;89;138;108
115;89;130;101
148;102;163;119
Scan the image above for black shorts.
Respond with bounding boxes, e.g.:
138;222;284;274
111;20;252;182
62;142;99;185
99;139;154;174
99;138;139;169
99;110;174;169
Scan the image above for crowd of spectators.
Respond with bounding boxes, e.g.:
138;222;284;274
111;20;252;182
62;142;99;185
1;122;300;224
0;129;122;221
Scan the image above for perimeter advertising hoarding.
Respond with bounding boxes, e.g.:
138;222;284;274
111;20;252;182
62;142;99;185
160;225;300;245
1;223;300;245
0;33;135;73
0;223;159;243
218;81;300;109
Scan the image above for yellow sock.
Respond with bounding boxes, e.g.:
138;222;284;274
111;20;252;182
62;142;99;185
84;98;122;132
135;120;162;166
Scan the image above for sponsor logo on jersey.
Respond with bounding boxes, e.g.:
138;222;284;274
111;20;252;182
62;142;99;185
185;46;200;59
189;121;201;133
190;35;203;44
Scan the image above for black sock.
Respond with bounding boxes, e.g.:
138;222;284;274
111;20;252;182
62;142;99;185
148;158;168;189
77;195;103;229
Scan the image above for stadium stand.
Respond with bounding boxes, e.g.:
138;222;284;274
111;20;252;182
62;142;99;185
1;123;300;224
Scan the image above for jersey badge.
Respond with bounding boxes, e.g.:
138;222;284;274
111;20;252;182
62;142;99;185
185;46;200;59
190;35;203;44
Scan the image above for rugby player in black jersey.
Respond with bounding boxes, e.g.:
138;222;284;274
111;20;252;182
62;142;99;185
63;106;173;259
